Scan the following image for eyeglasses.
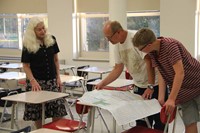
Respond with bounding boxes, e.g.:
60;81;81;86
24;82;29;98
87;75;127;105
105;31;118;41
139;44;148;51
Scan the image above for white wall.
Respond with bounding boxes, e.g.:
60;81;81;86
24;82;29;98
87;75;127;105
160;0;196;56
0;0;197;68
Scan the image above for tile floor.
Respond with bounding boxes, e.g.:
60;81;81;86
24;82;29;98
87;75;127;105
0;101;199;133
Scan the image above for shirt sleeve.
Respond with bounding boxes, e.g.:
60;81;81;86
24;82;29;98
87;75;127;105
52;35;60;54
21;47;31;63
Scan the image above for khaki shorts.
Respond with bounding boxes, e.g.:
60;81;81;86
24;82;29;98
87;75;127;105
180;95;200;126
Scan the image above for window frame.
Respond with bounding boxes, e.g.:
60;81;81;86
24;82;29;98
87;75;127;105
73;11;160;61
0;14;47;50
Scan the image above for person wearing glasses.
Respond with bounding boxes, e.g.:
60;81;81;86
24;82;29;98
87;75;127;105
96;20;166;131
21;17;67;129
132;28;200;133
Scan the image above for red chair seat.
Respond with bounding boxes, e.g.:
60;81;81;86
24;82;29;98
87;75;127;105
122;126;163;133
103;86;133;91
43;118;86;132
18;80;26;85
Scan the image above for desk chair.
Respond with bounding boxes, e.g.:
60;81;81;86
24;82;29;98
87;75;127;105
17;79;26;91
86;77;101;91
64;65;90;97
122;106;178;133
0;88;22;124
10;125;31;133
43;100;89;132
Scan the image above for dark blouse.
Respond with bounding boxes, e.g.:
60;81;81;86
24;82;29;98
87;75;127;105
21;36;60;80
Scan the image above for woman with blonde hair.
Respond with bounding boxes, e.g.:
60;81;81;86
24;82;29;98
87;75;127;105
21;17;67;129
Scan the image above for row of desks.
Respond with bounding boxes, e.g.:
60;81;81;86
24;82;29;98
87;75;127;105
0;62;136;133
0;63;113;78
0;77;134;132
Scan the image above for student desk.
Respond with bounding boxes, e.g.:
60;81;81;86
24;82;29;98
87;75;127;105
81;78;134;133
0;71;26;88
87;78;133;90
1;91;69;129
30;128;70;133
78;66;112;79
79;91;161;133
0;72;26;128
0;72;25;80
59;64;76;75
0;63;22;70
60;74;86;92
60;74;84;83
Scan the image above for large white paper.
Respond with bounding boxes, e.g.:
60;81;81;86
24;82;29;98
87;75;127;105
78;90;161;125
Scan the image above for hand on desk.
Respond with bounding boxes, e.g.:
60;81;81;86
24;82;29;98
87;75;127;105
142;88;154;100
95;82;104;90
31;79;41;91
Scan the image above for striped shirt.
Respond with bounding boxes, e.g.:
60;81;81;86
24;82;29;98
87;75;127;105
149;37;200;104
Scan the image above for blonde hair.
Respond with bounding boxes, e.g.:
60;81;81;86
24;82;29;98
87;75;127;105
23;17;54;53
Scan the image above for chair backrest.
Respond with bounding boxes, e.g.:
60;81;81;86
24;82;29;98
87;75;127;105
11;125;31;133
75;100;90;114
77;65;90;78
86;77;101;91
0;88;22;107
125;69;133;80
160;106;177;124
160;106;178;133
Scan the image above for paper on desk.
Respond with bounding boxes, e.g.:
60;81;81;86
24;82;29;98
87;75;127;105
78;90;161;126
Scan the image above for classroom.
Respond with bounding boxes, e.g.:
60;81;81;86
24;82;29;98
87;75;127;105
0;0;199;133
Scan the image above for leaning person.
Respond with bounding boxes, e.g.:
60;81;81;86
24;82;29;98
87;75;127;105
96;20;166;130
132;28;200;133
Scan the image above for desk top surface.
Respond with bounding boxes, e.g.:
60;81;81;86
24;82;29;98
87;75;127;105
0;63;22;69
1;91;68;104
60;74;83;83
78;66;112;74
87;78;133;88
30;128;69;133
59;64;75;70
0;71;26;80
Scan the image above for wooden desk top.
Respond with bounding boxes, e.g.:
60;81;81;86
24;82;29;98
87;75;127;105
0;71;26;80
1;91;68;104
87;78;133;88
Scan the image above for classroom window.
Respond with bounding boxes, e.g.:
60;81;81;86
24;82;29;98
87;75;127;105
0;14;47;49
73;11;160;61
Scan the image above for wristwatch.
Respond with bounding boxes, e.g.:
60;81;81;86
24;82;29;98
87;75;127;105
147;84;154;90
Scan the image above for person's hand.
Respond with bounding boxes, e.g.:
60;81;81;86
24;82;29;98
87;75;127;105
56;76;62;92
30;79;41;91
95;82;105;90
142;88;154;99
163;98;176;115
